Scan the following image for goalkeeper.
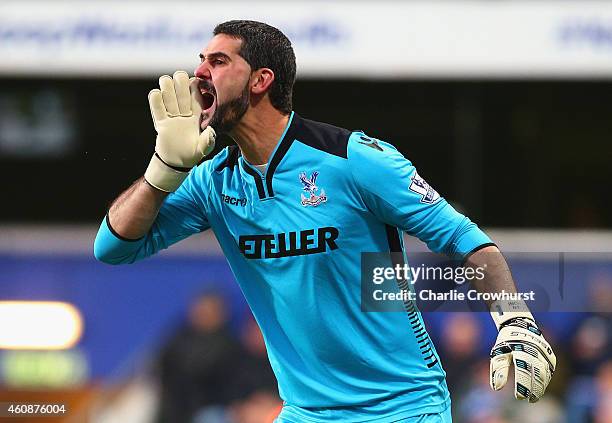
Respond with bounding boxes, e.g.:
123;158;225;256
94;20;555;422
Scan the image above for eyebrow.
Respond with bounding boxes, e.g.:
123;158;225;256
199;52;232;62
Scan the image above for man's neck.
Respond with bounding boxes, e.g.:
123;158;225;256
229;107;290;165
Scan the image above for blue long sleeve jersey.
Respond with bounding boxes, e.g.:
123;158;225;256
95;112;491;421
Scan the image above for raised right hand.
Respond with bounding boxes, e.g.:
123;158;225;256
144;70;216;192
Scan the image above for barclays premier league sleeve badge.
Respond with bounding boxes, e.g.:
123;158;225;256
409;172;440;204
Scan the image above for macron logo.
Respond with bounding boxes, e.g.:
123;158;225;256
221;193;247;207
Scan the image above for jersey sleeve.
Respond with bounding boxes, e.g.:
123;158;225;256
94;165;211;264
347;132;492;257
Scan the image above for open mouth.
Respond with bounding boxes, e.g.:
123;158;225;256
200;91;215;111
198;83;217;128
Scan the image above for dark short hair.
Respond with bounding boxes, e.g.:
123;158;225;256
214;20;296;115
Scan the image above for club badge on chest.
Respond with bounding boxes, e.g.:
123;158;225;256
299;171;328;207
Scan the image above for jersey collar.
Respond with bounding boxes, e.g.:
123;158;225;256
241;111;301;199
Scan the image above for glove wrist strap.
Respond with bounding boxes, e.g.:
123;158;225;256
490;299;534;330
144;153;190;193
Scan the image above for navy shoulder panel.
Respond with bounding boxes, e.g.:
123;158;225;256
294;115;352;159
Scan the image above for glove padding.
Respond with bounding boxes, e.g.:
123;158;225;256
144;70;216;192
490;316;556;402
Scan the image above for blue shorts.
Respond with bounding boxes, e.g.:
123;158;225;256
396;405;452;423
275;402;452;423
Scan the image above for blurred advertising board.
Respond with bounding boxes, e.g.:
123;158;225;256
1;1;612;78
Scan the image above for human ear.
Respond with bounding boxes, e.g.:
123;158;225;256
251;68;275;94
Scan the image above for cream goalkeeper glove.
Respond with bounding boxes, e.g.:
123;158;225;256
144;70;216;192
489;305;556;402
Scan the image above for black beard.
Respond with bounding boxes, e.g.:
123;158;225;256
210;81;250;133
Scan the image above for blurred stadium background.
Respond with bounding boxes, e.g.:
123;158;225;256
0;1;610;422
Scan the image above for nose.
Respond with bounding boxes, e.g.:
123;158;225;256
194;61;212;80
